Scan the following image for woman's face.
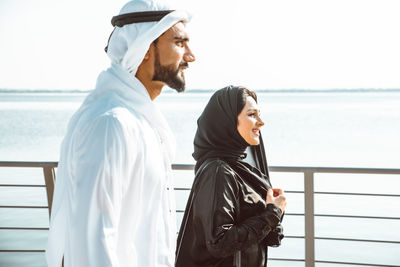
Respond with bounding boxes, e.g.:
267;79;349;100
237;96;264;145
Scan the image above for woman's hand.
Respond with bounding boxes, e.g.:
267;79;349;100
266;188;287;213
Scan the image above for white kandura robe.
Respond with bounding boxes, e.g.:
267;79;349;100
46;64;177;267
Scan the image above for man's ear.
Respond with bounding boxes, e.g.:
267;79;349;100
143;49;150;60
143;43;155;61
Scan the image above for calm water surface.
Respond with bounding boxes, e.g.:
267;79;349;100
0;91;399;266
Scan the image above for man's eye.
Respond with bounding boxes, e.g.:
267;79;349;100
176;41;184;47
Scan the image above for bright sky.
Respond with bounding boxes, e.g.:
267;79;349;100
1;0;400;90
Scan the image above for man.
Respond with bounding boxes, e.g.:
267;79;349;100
46;0;195;266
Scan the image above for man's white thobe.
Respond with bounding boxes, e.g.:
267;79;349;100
46;64;177;267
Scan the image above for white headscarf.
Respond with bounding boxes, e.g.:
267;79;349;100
87;0;192;162
106;0;192;74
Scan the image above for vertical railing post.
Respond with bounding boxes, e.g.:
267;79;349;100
304;170;315;267
43;166;56;219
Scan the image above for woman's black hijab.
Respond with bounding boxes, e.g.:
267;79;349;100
192;85;272;197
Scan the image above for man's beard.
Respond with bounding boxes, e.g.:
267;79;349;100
152;48;187;93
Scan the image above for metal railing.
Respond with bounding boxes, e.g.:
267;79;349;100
267;166;400;267
1;162;399;267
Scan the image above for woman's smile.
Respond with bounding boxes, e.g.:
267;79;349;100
237;96;264;145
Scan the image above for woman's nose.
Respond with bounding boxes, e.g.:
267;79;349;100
257;117;265;127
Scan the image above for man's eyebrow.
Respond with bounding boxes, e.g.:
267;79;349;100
174;36;189;42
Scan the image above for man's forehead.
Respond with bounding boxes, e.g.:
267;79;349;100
162;22;189;39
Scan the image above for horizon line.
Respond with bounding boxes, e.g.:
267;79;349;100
1;88;400;94
0;87;400;93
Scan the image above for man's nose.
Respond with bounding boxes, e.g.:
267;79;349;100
183;45;195;62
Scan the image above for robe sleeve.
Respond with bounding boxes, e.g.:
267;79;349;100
74;113;131;267
192;161;282;258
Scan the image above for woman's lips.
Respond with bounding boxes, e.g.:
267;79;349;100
252;128;260;137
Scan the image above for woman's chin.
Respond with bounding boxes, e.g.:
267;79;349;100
248;138;260;146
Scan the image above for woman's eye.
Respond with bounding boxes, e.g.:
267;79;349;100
249;113;256;117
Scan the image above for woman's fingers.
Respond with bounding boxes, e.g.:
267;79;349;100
266;188;274;204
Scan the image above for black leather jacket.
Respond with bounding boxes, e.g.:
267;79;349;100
176;159;284;267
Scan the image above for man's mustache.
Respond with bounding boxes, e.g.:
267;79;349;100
179;62;189;68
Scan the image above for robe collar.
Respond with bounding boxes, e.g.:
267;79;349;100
84;63;176;162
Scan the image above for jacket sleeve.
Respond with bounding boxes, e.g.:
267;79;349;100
192;162;282;258
264;223;284;247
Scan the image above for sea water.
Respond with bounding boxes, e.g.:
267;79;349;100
0;90;399;266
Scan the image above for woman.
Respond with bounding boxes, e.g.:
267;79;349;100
176;86;287;267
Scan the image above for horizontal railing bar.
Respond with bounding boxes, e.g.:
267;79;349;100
268;258;305;262
172;164;195;170
315;191;400;197
176;210;305;217
174;187;400;198
4;183;397;198
315;214;400;220
0;231;394;244
0;227;49;230
0;250;45;253
174;233;304;240
2;162;400;175
181;210;400;220
0;162;58;168
0;184;45;188
173;188;191;191
174;187;304;195
171;164;400;175
177;165;400;174
279;212;304;216
282;235;304;239
315;260;400;267
269;166;400;174
0;206;48;209
315;236;400;244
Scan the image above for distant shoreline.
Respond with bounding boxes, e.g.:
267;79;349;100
0;88;400;94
